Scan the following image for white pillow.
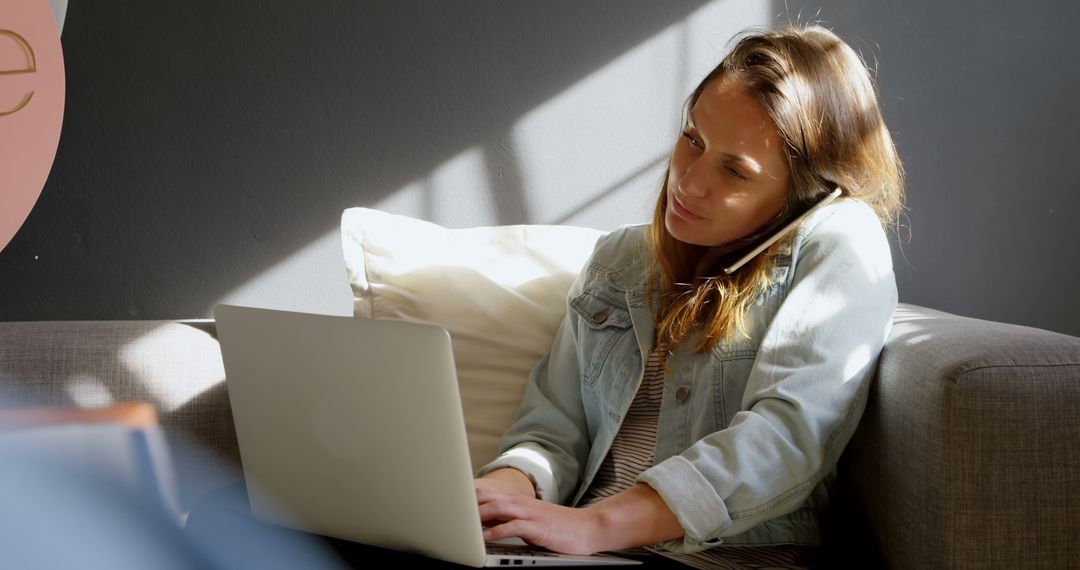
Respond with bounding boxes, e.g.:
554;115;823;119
340;208;604;473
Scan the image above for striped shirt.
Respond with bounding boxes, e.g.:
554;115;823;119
580;342;816;569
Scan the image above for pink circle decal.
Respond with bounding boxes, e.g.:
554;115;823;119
0;0;64;253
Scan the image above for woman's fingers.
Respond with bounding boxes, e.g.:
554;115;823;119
477;490;530;525
475;491;597;555
477;493;547;545
483;519;535;543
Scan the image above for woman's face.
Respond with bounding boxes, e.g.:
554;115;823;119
664;78;791;247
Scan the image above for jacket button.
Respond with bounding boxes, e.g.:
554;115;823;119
591;309;609;324
675;387;690;403
609;412;621;423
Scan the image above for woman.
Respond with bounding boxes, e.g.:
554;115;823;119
475;25;904;569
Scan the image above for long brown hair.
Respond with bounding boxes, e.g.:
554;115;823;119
650;26;905;353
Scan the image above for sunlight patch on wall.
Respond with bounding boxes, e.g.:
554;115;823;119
509;0;769;227
213;0;770;315
212;230;354;316
373;146;497;228
370;0;770;231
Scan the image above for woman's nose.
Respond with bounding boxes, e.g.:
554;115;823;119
678;159;713;198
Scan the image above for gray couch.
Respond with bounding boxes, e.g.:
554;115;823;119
1;303;1078;568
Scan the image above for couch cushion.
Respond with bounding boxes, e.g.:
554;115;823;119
842;303;1080;569
341;208;604;472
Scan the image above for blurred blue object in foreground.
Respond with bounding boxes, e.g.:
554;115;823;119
0;449;217;569
0;404;350;569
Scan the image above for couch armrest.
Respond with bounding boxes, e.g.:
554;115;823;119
0;319;239;511
841;303;1080;569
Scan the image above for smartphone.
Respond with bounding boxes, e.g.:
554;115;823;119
722;187;843;274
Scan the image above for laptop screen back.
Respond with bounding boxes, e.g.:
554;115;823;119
214;304;488;567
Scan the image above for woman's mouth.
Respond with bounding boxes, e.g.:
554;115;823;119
671;195;705;221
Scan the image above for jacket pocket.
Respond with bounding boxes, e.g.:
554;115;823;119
715;356;755;429
570;291;633;385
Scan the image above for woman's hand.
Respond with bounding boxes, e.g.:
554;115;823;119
477;488;604;555
477;483;684;556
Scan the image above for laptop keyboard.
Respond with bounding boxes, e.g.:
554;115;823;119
486;542;559;558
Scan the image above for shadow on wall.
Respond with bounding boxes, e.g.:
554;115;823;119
0;0;707;320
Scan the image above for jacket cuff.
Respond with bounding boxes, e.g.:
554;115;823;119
475;442;559;502
637;455;729;553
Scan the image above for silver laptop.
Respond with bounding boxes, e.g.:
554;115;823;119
214;304;641;567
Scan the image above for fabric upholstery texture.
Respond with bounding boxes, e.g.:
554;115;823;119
843;305;1080;569
0;320;239;510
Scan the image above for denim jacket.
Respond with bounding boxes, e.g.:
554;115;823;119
478;199;897;553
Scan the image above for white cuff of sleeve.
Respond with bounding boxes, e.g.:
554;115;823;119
475;442;558;502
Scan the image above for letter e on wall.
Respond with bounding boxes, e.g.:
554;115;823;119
0;0;64;254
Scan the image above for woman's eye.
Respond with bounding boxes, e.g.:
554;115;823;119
681;131;702;149
726;167;747;181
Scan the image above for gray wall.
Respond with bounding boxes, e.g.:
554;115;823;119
787;0;1080;336
1;0;1078;336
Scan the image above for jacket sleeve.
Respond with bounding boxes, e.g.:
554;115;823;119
637;202;898;552
475;232;613;504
